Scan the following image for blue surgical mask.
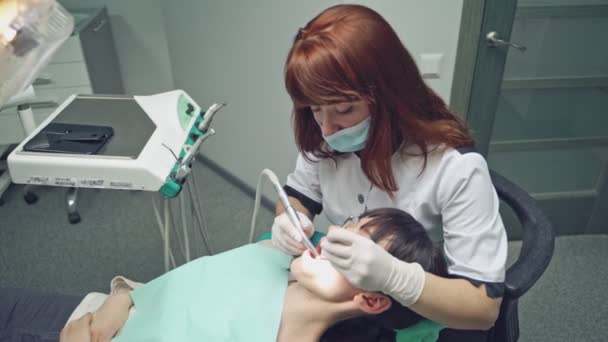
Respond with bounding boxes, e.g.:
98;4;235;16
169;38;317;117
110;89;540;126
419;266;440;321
323;117;371;152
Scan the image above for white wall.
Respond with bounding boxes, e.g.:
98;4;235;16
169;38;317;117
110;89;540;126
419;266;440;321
160;1;463;197
59;0;175;94
351;0;463;102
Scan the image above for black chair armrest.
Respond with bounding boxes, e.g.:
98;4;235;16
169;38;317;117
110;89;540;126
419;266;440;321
490;170;555;299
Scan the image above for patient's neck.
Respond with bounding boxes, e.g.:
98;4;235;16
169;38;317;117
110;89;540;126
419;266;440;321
277;283;355;342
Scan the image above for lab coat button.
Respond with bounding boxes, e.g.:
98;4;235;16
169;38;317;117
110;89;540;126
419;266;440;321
357;194;364;204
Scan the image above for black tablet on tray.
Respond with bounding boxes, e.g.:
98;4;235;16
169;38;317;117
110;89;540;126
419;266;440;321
23;123;114;155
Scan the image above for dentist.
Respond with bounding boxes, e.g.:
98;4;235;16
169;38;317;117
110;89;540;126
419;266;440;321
271;4;507;340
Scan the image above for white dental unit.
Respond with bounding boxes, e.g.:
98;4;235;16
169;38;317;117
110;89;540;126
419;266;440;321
8;91;223;197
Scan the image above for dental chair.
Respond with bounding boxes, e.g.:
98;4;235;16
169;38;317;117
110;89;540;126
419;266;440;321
438;170;555;342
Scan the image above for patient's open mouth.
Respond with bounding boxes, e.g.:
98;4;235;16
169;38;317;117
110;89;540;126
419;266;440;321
313;244;328;260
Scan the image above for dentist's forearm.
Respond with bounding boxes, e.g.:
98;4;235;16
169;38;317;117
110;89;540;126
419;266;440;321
409;273;501;330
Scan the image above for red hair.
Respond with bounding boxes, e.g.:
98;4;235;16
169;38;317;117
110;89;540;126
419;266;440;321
285;4;473;193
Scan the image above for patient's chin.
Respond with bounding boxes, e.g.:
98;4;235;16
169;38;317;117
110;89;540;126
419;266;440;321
290;256;305;278
310;285;356;303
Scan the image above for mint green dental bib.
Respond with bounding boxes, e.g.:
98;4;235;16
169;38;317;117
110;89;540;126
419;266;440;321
113;244;292;342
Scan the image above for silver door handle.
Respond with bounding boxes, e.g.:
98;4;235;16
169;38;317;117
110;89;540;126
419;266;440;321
486;31;526;52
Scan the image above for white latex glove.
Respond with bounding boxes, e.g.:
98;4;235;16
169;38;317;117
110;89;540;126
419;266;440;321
321;228;426;306
271;211;314;255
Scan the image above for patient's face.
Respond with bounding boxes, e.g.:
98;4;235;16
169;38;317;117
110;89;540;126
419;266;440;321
290;217;374;302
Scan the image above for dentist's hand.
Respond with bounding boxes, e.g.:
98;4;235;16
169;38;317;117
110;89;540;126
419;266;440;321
271;211;314;255
321;228;426;306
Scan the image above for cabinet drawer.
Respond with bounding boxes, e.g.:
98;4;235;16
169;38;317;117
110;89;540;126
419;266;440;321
0;108;25;145
35;62;91;89
49;35;85;64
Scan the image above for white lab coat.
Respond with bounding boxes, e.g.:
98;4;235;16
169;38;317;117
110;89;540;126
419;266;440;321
285;144;508;287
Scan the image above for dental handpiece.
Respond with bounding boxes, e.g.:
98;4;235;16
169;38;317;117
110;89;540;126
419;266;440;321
175;103;226;181
198;103;226;133
279;190;319;257
264;169;319;257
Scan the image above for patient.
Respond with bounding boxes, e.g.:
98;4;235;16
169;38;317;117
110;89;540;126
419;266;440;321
0;208;447;342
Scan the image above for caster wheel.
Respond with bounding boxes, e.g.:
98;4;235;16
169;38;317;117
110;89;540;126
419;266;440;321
24;192;38;204
68;212;81;224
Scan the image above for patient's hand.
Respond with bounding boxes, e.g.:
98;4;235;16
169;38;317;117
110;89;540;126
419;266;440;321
60;313;92;342
90;292;133;341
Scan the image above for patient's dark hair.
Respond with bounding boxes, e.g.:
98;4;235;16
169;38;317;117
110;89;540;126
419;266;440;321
320;208;448;342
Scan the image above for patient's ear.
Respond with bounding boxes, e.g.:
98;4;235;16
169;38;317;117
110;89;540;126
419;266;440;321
353;292;392;314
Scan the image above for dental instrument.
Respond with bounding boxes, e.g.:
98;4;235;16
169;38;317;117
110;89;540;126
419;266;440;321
249;169;319;257
341;216;355;228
